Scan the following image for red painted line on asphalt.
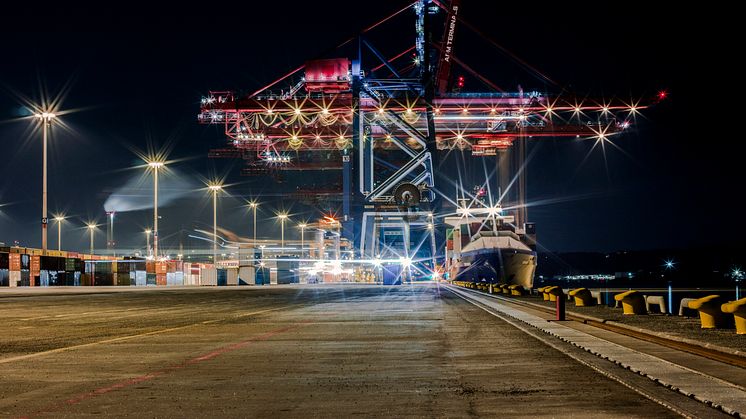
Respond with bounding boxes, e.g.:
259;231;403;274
19;322;309;419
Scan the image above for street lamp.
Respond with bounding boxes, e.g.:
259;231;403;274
208;183;223;265
87;223;96;255
144;228;152;257
147;161;164;258
107;211;116;256
54;215;64;251
277;213;289;254
35;111;56;255
298;222;307;257
733;268;744;300
249;201;258;250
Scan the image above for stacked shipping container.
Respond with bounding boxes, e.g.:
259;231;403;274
1;247;218;287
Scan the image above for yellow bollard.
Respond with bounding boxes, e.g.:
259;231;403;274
569;288;596;307
546;286;563;302
721;298;746;334
614;291;646;315
689;295;727;329
509;285;525;296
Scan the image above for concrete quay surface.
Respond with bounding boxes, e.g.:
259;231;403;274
447;285;746;417
0;284;723;417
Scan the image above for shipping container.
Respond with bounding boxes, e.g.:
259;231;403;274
30;256;41;286
134;271;146;286
238;266;255;285
276;260;299;284
10;253;21;271
117;272;131;286
226;268;238;286
200;267;217;286
80;273;92;286
216;269;227;286
382;264;402;285
9;270;20;287
156;273;166;286
255;266;269;285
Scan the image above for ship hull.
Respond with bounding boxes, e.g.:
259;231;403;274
452;248;536;288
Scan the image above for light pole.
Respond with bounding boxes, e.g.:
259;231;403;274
249;202;258;250
54;216;64;251
664;259;675;314
35;111;56;255
277;213;288;255
145;229;152;258
87;223;96;255
147;161;164;258
298;223;307;258
208;183;223;265
733;268;743;300
107;211;116;256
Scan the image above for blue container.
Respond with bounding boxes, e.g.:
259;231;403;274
277;259;299;284
217;269;228;286
382;264;402;285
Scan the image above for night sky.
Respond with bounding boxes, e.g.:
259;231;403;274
0;2;737;255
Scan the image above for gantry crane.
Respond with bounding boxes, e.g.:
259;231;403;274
199;0;659;273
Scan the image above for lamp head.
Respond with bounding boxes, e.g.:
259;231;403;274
35;112;56;120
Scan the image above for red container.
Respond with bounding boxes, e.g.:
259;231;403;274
156;262;168;274
30;256;41;278
10;253;21;271
156;273;167;286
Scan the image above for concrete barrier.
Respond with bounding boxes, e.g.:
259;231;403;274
614;290;646;315
590;291;604;306
644;295;667;314
688;295;728;329
721;298;746;334
678;298;698;317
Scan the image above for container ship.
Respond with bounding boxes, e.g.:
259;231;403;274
444;198;537;288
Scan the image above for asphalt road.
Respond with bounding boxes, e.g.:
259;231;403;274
0;284;679;418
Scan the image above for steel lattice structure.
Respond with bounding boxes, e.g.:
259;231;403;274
198;0;658;270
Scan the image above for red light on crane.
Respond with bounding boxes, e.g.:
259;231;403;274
657;90;668;100
457;75;465;88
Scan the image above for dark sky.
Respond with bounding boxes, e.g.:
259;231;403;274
0;2;738;254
